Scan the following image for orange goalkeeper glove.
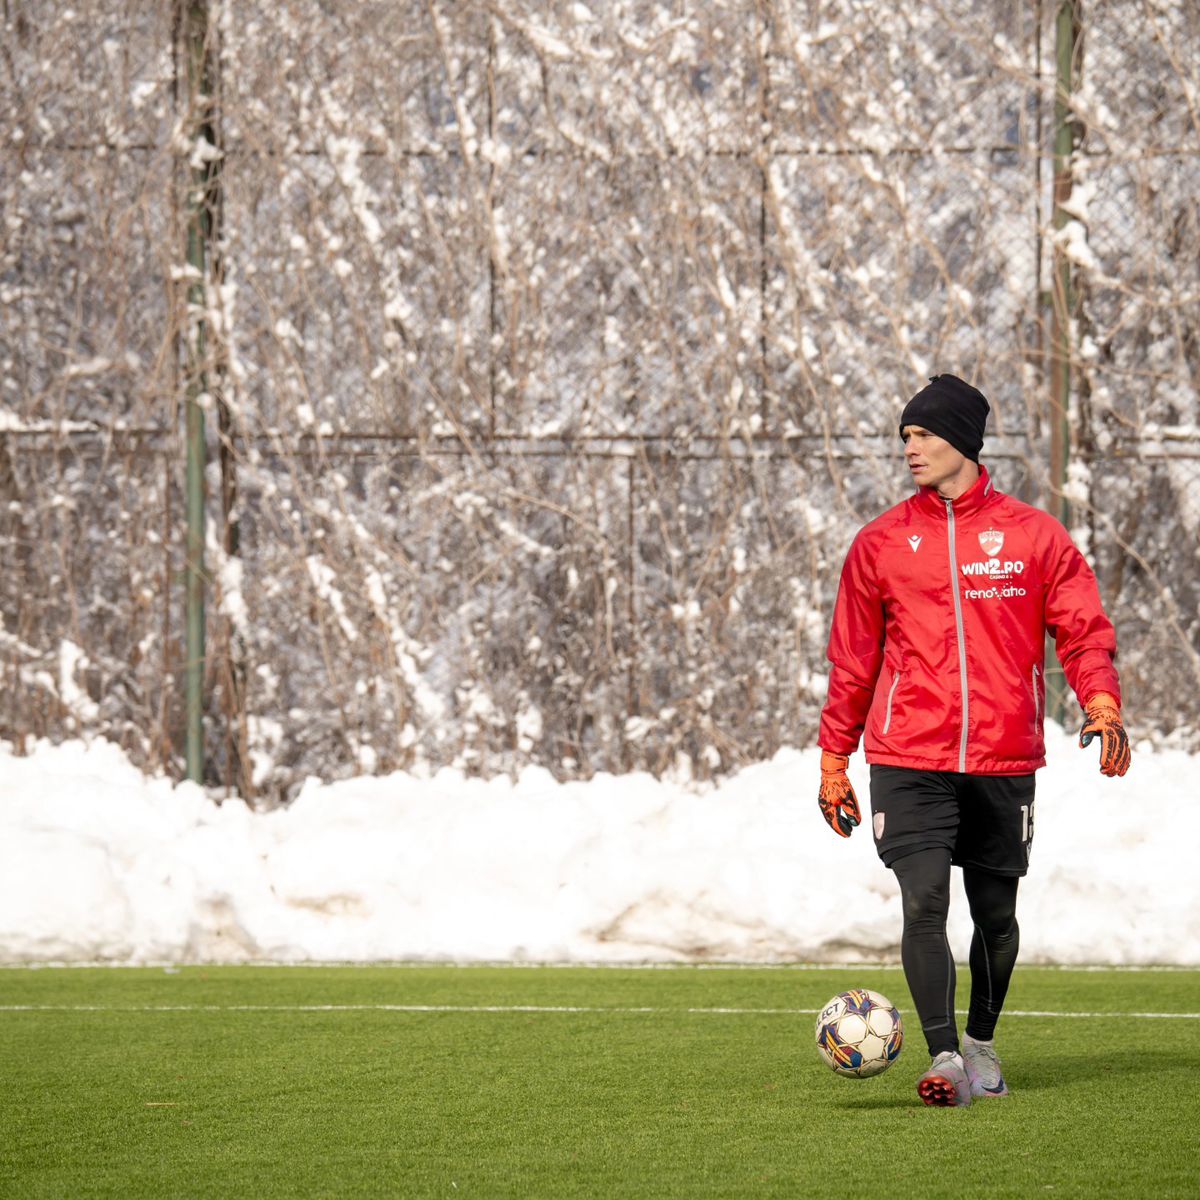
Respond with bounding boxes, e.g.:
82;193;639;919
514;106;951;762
818;751;861;838
1079;693;1131;778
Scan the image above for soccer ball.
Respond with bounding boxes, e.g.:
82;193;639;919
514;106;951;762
815;988;904;1078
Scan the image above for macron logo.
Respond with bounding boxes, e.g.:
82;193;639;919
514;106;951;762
907;535;922;553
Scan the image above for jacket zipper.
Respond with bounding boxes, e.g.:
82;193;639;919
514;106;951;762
1032;664;1040;723
882;671;901;735
945;498;969;772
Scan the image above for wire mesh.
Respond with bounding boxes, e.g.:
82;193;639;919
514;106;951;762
1;0;1197;797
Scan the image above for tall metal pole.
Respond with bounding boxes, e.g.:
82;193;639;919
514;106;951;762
1047;0;1081;726
184;0;211;783
1049;0;1079;529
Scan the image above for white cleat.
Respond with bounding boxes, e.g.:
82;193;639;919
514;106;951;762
961;1034;1010;1098
917;1050;972;1107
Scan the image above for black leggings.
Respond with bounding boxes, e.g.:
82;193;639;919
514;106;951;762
892;847;1020;1056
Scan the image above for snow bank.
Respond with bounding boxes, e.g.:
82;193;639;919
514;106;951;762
0;730;1192;965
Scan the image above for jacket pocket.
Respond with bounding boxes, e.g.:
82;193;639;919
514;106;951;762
882;670;902;736
1031;664;1041;724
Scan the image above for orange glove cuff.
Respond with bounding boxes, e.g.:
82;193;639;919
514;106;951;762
1084;692;1120;719
820;751;850;775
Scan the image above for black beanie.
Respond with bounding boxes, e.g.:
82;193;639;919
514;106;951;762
899;374;990;462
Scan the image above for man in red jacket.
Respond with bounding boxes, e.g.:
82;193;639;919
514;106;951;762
816;374;1130;1107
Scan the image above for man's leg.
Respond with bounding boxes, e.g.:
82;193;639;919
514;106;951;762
870;768;970;1104
893;847;972;1106
962;867;1020;1040
953;771;1032;1097
960;867;1019;1097
891;847;957;1056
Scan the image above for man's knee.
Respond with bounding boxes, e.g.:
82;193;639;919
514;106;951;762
964;868;1019;937
893;849;952;927
900;878;951;928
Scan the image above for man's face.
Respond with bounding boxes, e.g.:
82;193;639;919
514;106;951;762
902;425;970;492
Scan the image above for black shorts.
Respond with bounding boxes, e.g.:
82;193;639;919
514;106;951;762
868;765;1036;876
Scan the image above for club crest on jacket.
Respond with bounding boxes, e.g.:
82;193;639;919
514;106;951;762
979;529;1004;556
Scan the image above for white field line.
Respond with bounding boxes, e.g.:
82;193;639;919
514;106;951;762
3;962;1197;972
2;1004;1199;1019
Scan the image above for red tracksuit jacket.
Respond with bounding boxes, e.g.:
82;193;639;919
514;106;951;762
818;465;1120;775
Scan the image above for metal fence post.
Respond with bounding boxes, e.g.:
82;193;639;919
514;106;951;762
1044;0;1083;729
184;0;212;784
1049;0;1080;531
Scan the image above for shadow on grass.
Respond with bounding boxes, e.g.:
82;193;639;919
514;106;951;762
832;1095;920;1110
1007;1044;1193;1093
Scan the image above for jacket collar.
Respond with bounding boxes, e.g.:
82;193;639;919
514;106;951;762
913;463;997;519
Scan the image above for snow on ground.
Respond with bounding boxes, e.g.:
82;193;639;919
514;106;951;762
0;727;1193;965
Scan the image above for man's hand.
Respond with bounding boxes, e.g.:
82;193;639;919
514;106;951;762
818;750;862;837
1079;693;1131;778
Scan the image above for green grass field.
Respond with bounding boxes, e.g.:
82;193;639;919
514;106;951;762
2;964;1197;1198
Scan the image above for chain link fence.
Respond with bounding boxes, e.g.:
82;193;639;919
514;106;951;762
1;1;1198;800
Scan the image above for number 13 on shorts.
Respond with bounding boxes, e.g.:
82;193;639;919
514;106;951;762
1020;801;1035;855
